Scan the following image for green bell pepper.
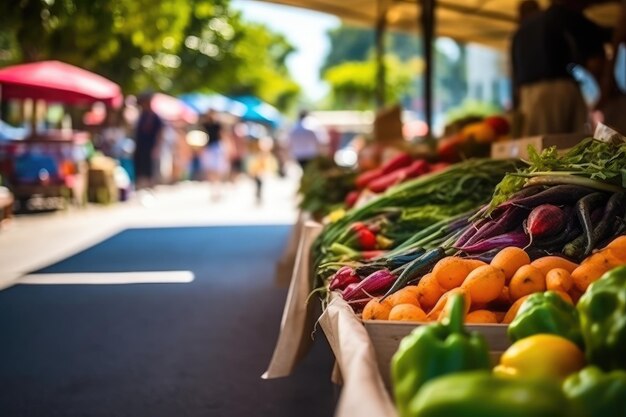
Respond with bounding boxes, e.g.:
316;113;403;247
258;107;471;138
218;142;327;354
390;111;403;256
409;371;572;417
508;290;583;347
577;266;626;370
391;294;490;417
563;366;626;417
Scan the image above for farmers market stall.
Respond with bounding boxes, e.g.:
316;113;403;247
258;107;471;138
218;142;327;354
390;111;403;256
0;60;123;211
267;123;626;417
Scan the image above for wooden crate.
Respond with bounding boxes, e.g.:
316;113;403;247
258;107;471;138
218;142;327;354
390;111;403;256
363;320;509;388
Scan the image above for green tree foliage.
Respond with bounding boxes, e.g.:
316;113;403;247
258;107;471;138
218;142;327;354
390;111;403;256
323;55;420;110
320;25;374;75
320;24;470;115
0;0;299;110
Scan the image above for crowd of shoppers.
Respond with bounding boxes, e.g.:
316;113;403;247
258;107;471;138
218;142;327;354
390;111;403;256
91;88;335;204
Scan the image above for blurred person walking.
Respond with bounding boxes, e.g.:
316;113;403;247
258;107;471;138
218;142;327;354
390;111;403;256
246;136;277;204
133;92;164;190
227;120;248;182
511;0;611;135
201;110;229;200
287;110;327;170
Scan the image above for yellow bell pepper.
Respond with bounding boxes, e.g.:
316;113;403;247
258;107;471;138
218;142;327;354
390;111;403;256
494;334;585;380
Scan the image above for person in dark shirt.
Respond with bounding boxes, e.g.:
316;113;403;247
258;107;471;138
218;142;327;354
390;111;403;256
511;0;611;135
133;92;163;190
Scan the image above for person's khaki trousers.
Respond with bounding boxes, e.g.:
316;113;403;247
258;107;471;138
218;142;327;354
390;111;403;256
520;79;589;136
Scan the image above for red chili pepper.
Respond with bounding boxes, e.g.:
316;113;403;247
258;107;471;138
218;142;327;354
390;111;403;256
367;170;406;193
404;159;430;179
379;152;412;174
355;168;384;189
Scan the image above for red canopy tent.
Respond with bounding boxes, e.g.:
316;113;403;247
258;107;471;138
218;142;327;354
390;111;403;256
0;60;123;108
151;93;198;125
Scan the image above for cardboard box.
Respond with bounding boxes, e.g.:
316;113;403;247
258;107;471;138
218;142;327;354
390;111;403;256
491;133;587;160
363;320;509;388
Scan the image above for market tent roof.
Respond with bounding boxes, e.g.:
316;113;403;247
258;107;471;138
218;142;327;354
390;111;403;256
151;93;198;124
0;60;123;108
258;0;620;49
179;93;247;117
232;95;282;128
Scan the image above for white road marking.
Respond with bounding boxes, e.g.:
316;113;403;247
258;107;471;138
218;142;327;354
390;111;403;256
16;271;195;285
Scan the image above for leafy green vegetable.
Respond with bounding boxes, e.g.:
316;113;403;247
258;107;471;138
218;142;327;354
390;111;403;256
298;157;356;219
488;138;626;211
312;159;518;285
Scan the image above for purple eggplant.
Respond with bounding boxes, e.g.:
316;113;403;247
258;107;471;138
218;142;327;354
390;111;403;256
456;230;530;253
506;185;595;209
342;268;396;301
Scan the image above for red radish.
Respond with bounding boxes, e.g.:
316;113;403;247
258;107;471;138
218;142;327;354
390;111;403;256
355;228;377;250
526;204;566;238
379;152;413;174
329;266;360;291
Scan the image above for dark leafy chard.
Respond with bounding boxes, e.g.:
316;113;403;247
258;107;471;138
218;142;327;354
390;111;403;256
487;138;626;211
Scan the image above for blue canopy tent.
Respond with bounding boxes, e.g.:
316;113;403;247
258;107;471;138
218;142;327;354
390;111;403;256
179;93;247;118
232;95;282;129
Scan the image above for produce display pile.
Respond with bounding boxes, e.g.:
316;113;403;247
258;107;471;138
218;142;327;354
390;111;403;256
354;237;625;323
297;131;626;417
316;136;626;319
455;137;626;262
391;265;626;417
311;158;519;302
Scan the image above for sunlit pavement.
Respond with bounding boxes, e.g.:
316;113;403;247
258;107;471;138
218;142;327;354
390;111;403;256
0;171;300;290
